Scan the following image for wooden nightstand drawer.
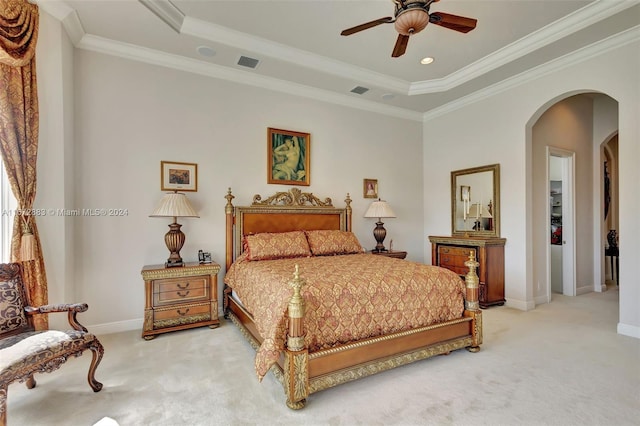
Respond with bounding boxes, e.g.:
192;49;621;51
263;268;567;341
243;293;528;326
153;276;209;306
153;303;211;326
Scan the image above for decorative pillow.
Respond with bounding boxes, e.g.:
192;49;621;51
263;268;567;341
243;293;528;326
305;230;364;256
244;231;311;261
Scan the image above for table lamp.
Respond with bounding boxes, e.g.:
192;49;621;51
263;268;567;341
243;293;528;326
150;192;199;267
364;199;397;252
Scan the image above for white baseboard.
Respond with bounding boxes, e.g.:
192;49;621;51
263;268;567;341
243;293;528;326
576;285;593;295
88;318;142;336
505;298;536;311
617;323;640;339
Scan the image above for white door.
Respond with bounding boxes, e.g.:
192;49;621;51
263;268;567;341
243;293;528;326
547;148;576;299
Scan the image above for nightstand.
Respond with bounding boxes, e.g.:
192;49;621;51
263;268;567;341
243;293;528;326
141;262;220;340
369;250;407;259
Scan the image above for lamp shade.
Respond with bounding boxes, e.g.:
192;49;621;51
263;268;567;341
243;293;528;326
364;200;397;219
468;203;492;219
150;192;199;218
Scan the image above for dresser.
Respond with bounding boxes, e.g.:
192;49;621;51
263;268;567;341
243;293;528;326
429;236;506;308
141;262;221;340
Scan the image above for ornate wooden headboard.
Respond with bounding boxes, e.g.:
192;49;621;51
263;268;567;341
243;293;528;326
224;188;352;269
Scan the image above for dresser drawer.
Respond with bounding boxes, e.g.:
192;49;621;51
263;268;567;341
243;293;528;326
153;276;209;306
438;245;476;276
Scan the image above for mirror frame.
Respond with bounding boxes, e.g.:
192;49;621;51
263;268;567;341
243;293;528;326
451;163;500;238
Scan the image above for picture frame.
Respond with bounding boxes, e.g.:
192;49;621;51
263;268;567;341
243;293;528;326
461;185;471;202
363;178;378;199
161;161;197;192
267;127;310;186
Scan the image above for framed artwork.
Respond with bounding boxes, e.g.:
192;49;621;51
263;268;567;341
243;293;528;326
363;178;378;199
461;185;471;202
267;127;310;186
161;161;197;192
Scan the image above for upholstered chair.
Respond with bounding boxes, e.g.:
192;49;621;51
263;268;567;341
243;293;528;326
0;263;104;425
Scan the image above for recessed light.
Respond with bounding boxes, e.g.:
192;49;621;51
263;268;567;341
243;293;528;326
196;46;216;57
420;57;434;65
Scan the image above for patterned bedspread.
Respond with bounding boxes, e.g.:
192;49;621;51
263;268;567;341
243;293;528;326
224;253;465;379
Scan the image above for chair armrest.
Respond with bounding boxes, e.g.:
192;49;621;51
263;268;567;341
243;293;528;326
25;303;90;332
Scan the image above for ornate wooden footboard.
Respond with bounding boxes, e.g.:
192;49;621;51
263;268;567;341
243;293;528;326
223;188;482;409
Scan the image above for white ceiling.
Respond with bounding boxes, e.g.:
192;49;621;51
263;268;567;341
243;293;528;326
38;0;640;118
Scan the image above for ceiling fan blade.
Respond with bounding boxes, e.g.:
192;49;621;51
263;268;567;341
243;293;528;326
341;17;394;36
391;34;409;58
429;12;477;33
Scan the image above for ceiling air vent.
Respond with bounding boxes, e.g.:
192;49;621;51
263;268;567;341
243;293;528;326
350;86;369;95
237;56;260;69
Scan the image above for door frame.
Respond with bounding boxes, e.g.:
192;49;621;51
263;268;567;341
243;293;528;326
546;147;576;300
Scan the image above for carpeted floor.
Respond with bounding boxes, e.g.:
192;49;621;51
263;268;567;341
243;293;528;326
6;286;639;426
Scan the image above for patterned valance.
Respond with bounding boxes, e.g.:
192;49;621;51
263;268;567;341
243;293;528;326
0;0;38;67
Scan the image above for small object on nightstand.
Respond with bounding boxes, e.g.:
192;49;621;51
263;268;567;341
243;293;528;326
198;250;212;264
141;261;220;340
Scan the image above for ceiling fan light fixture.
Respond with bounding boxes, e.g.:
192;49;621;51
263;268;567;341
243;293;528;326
394;9;429;36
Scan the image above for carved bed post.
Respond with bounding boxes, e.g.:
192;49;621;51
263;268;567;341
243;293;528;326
223;189;235;317
284;265;309;409
463;250;483;352
225;188;235;271
344;193;352;232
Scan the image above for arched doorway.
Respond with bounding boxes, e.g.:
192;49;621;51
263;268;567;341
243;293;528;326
527;92;619;305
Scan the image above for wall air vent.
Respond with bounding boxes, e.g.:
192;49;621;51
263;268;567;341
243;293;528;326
350;86;369;95
237;56;260;69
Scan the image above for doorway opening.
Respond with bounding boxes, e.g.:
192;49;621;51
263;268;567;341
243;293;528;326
546;148;576;300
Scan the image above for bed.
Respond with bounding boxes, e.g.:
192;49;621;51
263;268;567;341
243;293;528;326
223;188;482;409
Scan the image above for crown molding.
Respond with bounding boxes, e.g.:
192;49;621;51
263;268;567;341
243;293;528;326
410;0;640;94
138;0;184;33
422;25;640;122
76;34;423;121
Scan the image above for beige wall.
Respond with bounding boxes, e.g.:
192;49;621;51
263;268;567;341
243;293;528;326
423;39;639;338
36;12;640;338
36;12;424;332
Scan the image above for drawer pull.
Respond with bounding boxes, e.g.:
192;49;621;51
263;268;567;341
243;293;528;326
177;308;190;316
177;290;190;298
177;282;190;290
442;248;449;253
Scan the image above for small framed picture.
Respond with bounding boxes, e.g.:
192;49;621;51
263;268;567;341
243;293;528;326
161;161;197;192
268;128;310;186
363;178;378;199
461;185;471;202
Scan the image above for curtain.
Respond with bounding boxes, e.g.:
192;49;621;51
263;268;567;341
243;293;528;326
0;0;47;329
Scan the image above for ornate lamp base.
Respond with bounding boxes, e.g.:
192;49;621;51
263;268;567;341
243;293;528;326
372;221;388;252
164;222;185;267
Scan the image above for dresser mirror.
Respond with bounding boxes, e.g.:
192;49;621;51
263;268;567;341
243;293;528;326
451;164;500;238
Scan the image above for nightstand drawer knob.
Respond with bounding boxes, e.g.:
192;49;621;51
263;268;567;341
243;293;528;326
177;282;190;290
177;308;190;316
177;290;190;298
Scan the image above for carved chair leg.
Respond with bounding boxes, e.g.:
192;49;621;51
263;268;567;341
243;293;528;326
87;342;105;392
25;375;36;389
0;386;6;426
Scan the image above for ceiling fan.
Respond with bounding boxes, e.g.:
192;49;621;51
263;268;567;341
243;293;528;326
341;0;477;58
